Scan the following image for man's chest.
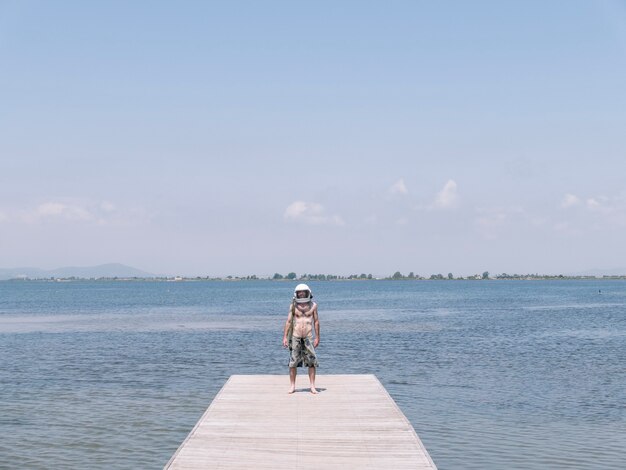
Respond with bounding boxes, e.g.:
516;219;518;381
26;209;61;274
294;306;313;318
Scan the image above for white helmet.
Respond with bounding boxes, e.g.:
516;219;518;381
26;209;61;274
293;283;313;303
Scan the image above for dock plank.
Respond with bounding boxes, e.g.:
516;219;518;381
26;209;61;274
165;374;437;469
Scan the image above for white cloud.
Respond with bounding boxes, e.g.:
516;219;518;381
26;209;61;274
13;199;133;225
389;178;408;195
560;193;580;208
0;211;7;223
284;201;344;226
556;192;626;227
586;197;612;213
585;197;623;218
586;198;600;210
35;201;93;221
37;202;66;216
552;192;626;233
432;179;458;209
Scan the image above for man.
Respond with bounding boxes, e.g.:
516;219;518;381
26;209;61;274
282;283;320;394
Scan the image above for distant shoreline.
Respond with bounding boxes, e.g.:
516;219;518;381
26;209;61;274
2;274;625;282
4;264;625;282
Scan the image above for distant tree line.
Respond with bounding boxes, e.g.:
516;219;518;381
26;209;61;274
222;270;605;281
268;271;493;280
385;271;490;280
212;271;608;281
271;273;371;280
9;271;618;282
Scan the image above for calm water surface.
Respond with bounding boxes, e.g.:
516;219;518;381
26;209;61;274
1;280;625;469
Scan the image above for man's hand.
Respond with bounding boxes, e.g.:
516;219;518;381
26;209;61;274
314;337;319;348
282;336;288;348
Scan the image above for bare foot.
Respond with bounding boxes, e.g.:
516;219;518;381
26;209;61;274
288;385;296;394
310;386;317;394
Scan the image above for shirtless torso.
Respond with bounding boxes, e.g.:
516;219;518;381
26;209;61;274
292;301;317;338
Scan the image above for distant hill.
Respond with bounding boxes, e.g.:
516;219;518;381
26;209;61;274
0;263;155;280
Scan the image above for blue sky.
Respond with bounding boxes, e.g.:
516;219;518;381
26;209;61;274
1;1;626;276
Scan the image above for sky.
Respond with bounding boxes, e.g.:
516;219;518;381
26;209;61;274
1;0;626;277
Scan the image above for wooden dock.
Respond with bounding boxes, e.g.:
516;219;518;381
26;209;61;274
165;374;437;469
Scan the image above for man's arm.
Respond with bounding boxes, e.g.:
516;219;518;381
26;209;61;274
282;309;293;348
313;305;320;348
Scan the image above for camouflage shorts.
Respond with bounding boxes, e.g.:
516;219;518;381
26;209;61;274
289;336;319;368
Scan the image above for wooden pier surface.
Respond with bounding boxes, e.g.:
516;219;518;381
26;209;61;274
165;374;437;469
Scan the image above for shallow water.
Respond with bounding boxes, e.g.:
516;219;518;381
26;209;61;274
1;280;625;469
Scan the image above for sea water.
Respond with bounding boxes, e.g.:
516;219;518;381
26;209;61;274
0;280;625;469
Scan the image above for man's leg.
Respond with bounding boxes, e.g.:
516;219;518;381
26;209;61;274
308;366;317;394
288;337;300;394
288;367;296;394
